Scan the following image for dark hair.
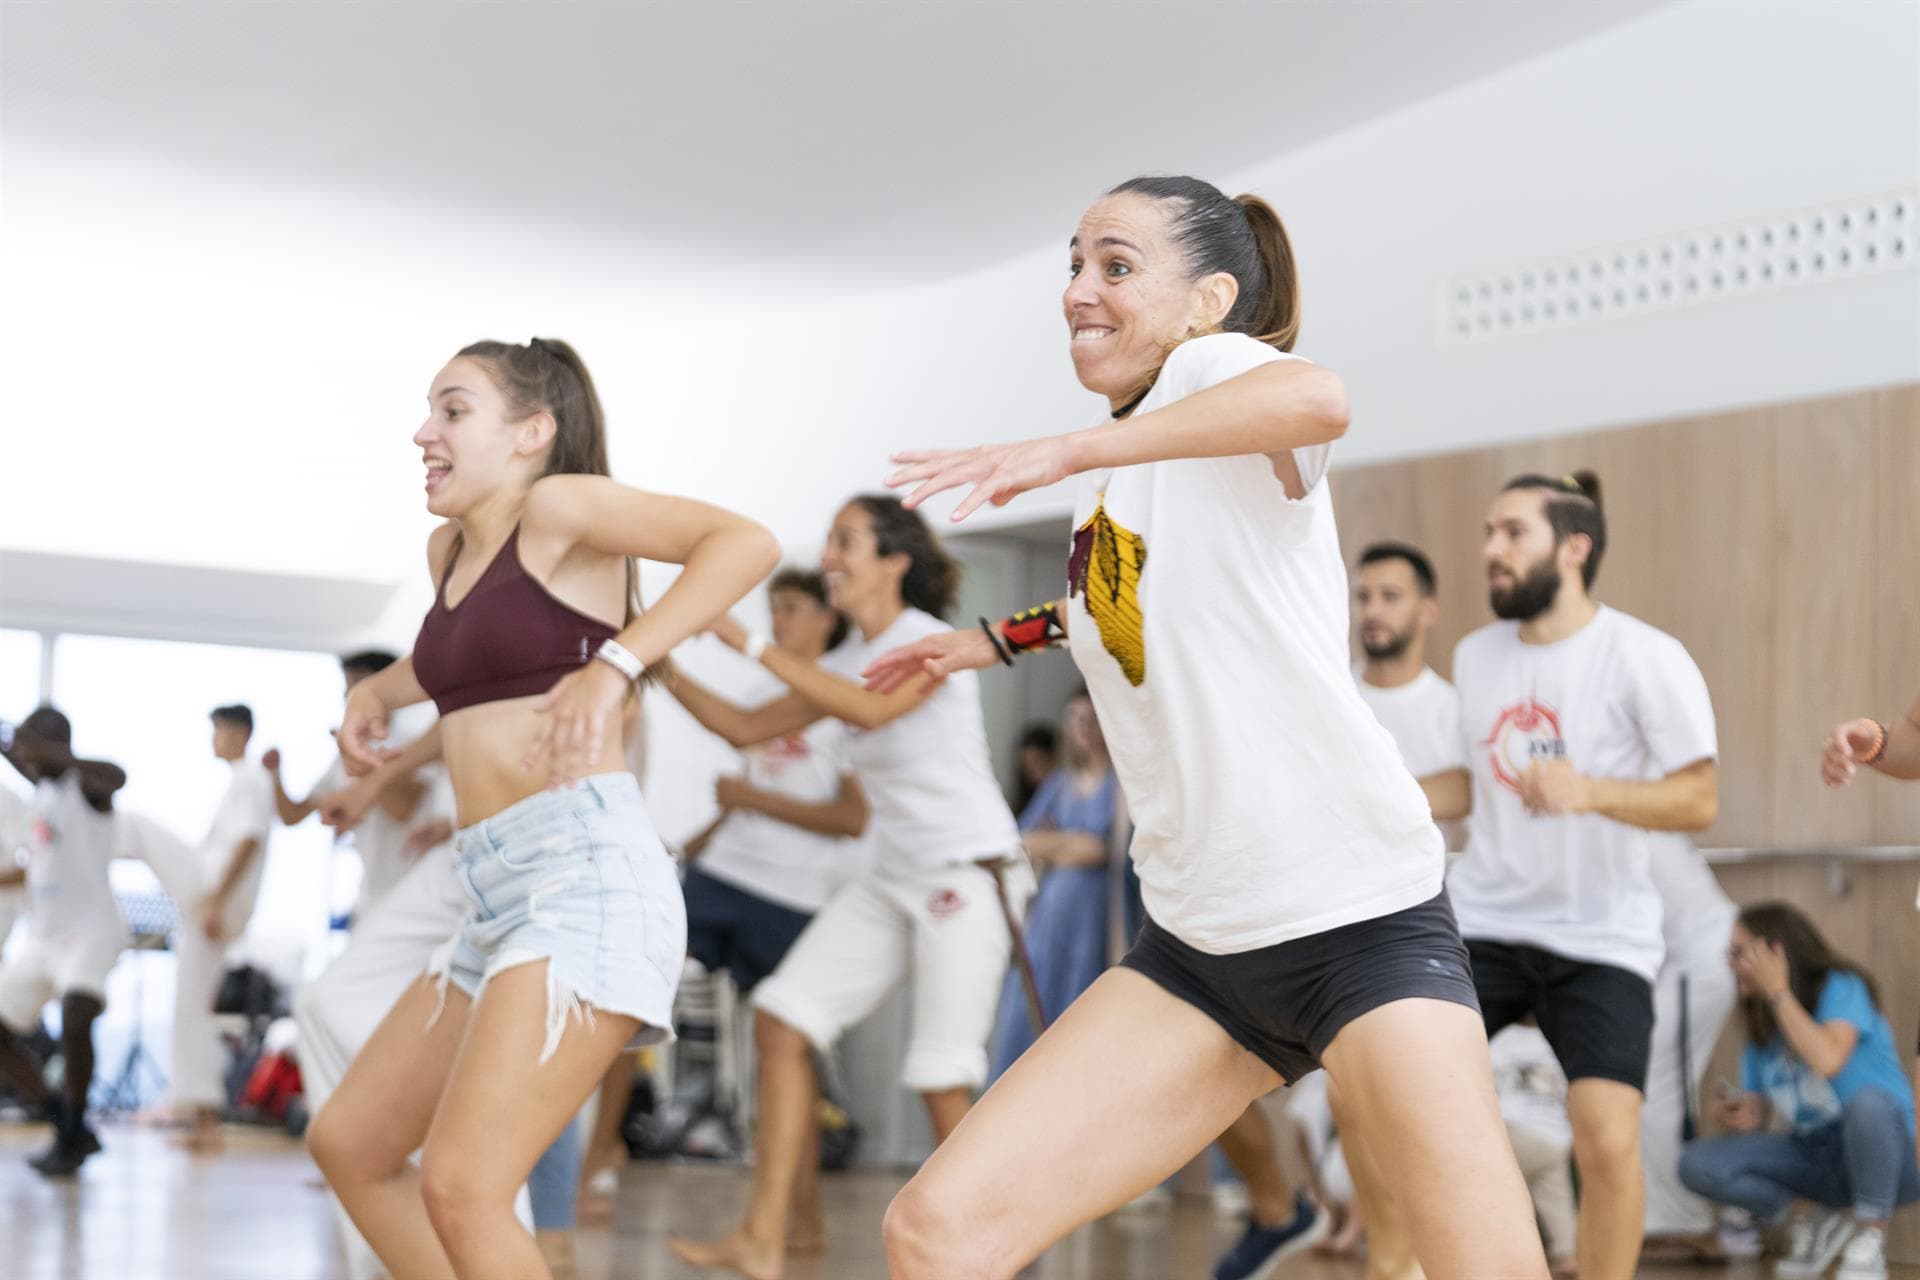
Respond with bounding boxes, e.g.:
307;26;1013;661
768;566;851;651
1359;542;1438;597
1108;176;1301;353
1019;722;1058;754
339;650;398;678
21;706;71;746
1736;902;1882;1048
455;337;660;679
846;495;962;620
1501;470;1607;589
210;704;254;734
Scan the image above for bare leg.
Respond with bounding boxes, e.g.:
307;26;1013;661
883;969;1281;1279
1319;998;1549;1280
420;962;641;1280
309;976;473;1280
1339;1092;1422;1280
577;1049;637;1224
1215;1101;1299;1226
922;1087;971;1144
1566;1078;1646;1280
668;1010;818;1280
787;1111;826;1256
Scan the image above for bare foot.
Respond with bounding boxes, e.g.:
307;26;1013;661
668;1230;784;1280
786;1219;828;1257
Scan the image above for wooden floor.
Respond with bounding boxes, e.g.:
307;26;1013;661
3;1122;1916;1280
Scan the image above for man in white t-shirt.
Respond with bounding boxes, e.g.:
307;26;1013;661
1448;472;1720;1280
1352;541;1470;829
0;708;129;1175
264;650;447;921
169;702;275;1152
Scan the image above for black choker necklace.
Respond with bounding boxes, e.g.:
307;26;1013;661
1111;384;1153;419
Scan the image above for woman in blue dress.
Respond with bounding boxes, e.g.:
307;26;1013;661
989;690;1120;1080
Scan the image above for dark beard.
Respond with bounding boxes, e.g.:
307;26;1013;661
1360;626;1414;660
1489;559;1562;621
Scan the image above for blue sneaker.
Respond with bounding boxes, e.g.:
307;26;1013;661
1213;1193;1328;1280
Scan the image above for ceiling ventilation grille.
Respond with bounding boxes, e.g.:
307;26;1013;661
1440;189;1918;346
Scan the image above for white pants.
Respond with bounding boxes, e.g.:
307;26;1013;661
753;865;1015;1092
170;885;257;1109
1643;954;1738;1234
296;846;469;1280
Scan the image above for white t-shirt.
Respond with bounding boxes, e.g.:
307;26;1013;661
1648;832;1736;971
1065;333;1444;955
818;609;1021;876
699;673;860;913
1355;666;1467;780
25;772;127;945
1447;606;1718;983
201;760;275;928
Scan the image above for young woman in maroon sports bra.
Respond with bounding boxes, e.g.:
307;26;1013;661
307;337;777;1280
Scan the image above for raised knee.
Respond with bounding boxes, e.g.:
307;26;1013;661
306;1105;371;1183
884;1180;1002;1277
419;1148;510;1239
1574;1114;1642;1180
1842;1086;1898;1129
1676;1140;1718;1196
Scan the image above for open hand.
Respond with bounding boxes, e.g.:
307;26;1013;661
862;628;998;694
1730;934;1790;1000
887;435;1079;522
523;662;629;790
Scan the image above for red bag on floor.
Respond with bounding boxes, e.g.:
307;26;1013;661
240;1051;304;1122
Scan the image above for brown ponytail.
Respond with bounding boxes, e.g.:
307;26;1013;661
457;337;659;677
1108;176;1301;353
1234;195;1300;352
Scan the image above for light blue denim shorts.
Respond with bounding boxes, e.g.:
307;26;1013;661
428;773;685;1060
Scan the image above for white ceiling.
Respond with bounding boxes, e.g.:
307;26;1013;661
3;0;1670;288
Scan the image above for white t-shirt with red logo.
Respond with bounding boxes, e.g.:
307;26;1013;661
697;673;861;914
1447;606;1717;983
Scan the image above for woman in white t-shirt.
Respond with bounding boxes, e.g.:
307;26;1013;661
862;175;1546;1280
666;495;1024;1279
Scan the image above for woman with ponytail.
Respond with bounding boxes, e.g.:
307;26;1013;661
666;494;1026;1280
306;337;777;1280
862;176;1547;1279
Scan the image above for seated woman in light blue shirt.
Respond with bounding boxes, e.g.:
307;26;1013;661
1679;902;1917;1280
988;691;1119;1081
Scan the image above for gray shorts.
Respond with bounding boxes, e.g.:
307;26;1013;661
1121;888;1479;1083
430;773;685;1060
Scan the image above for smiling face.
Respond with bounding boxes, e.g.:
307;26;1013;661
413;357;553;519
1062;193;1238;407
819;503;906;617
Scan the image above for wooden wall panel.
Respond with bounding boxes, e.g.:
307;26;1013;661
1874;387;1920;844
1772;401;1880;844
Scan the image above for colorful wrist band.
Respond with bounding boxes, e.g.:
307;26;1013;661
1001;600;1067;654
978;617;1015;667
1863;719;1889;766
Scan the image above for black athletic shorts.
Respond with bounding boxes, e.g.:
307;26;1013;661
1467;938;1655;1092
1120;888;1480;1083
683;866;814;994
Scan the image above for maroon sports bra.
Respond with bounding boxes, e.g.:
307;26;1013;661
412;526;620;716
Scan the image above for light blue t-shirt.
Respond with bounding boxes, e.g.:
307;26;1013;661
1741;971;1916;1136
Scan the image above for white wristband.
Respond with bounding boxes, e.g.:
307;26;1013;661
594;638;645;684
744;632;771;662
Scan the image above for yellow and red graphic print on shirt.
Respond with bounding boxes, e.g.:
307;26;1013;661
1069;501;1149;687
1481;695;1568;794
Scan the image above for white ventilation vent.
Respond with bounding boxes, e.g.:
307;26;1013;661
1441;190;1918;346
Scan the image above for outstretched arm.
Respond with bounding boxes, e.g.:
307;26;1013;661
888;360;1348;521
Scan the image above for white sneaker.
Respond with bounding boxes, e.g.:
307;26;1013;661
1834;1226;1888;1280
1774;1210;1856;1279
